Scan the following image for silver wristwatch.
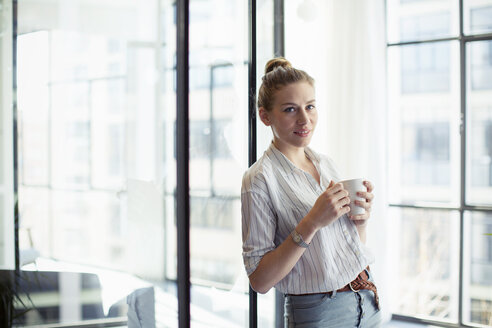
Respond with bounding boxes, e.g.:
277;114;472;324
291;230;309;248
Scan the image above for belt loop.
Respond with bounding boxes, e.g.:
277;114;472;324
330;289;337;299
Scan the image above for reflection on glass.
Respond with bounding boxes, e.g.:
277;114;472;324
464;0;492;35
91;79;126;189
187;1;251;326
392;208;459;322
464;212;492;326
388;42;460;204
256;1;277;326
467;40;492;206
13;0;278;325
386;0;458;44
17;0;177;326
51;82;91;189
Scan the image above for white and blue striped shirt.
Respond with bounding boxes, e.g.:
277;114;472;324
241;143;374;294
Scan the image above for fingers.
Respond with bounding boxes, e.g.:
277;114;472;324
351;218;368;227
340;205;352;217
337;201;351;217
324;181;351;215
357;180;374;203
351;181;374;221
351;192;372;222
356;191;374;203
350;209;371;222
363;180;374;193
356;199;372;212
326;181;347;196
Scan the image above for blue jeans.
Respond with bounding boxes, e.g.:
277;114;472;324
284;270;382;328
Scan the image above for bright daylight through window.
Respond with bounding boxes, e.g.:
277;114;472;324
387;0;492;326
13;0;276;326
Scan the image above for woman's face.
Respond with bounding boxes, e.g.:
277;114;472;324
260;81;317;153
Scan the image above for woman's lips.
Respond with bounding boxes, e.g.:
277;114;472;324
294;130;311;137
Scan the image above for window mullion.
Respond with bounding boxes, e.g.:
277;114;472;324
459;0;466;324
248;0;257;327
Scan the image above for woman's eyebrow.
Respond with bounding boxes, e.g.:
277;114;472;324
280;99;316;106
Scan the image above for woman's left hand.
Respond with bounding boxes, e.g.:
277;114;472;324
350;180;374;226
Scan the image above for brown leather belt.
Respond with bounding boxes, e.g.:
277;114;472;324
288;267;380;310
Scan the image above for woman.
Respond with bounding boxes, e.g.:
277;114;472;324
241;57;381;327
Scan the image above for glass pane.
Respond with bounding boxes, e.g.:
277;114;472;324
17;32;50;185
464;0;492;35
0;0;15;269
256;0;275;156
391;207;459;323
467;40;492;206
388;41;460;205
387;0;458;44
187;0;250;326
91;79;126;189
256;1;277;326
464;211;492;326
51;82;91;189
16;0;178;326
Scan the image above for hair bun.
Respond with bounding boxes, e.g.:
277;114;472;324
264;57;292;74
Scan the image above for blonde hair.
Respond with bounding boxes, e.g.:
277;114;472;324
257;57;315;111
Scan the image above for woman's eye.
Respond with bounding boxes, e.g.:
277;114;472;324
306;104;315;110
283;107;295;112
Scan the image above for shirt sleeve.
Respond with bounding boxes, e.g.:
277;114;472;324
241;190;277;276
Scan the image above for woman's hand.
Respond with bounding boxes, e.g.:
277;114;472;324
349;180;374;227
305;180;351;231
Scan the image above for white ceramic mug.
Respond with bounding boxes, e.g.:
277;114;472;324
340;178;366;215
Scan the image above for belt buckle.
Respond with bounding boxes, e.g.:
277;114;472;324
349;282;360;293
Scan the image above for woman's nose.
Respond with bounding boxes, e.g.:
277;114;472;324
297;109;309;124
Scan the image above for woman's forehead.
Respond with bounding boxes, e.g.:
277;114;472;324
273;82;315;103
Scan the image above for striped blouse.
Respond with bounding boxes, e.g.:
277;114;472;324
241;143;374;295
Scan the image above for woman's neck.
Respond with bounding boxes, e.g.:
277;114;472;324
272;140;320;184
272;140;308;168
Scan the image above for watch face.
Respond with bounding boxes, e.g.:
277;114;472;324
292;230;308;247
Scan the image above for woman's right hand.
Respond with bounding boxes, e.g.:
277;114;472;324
306;180;351;231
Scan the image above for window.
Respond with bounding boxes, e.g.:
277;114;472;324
387;0;492;327
0;0;15;270
183;119;233;160
401;42;451;94
470;40;492;90
14;0;259;326
470;6;492;34
402;122;450;186
400;13;450;41
387;0;458;44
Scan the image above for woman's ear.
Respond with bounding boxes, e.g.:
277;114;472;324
258;107;271;126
